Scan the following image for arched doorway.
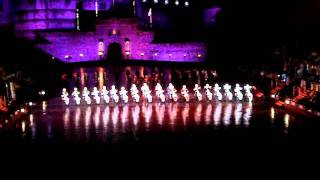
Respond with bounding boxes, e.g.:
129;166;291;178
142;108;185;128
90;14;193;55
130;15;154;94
107;42;123;64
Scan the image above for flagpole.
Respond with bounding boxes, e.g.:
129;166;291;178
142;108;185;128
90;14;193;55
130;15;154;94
148;8;152;28
133;0;136;15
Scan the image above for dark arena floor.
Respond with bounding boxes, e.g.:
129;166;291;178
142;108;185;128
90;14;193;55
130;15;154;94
1;65;320;153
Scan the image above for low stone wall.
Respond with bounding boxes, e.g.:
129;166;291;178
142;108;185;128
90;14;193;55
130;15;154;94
36;18;206;62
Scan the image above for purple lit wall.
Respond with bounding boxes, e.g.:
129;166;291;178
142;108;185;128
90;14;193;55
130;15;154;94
15;0;77;30
204;6;221;27
82;0;111;11
36;18;206;63
14;0;133;30
0;0;14;25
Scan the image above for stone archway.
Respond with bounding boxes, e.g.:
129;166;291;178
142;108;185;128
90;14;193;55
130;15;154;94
107;42;122;64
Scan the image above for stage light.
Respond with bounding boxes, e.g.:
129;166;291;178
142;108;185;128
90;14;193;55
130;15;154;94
154;53;158;56
42;101;47;112
142;0;147;2
140;52;145;56
154;0;158;3
52;57;55;60
80;53;84;57
29;114;34;126
165;0;169;5
185;1;189;7
184;54;187;57
125;51;130;55
284;113;290;129
198;54;202;58
39;90;46;96
168;53;172;57
22;121;26;133
175;0;179;6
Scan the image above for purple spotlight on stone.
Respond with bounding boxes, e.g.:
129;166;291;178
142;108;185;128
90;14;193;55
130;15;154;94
35;18;206;63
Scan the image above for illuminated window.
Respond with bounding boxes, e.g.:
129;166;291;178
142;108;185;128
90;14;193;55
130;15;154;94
112;29;117;35
98;39;104;56
124;38;131;56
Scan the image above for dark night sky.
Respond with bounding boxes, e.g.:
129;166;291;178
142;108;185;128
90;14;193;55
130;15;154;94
206;0;320;65
3;0;320;66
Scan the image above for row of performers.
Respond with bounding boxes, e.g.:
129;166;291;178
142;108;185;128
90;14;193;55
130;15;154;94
61;83;254;105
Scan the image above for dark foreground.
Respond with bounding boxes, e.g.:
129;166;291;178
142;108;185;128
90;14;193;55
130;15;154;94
1;100;319;148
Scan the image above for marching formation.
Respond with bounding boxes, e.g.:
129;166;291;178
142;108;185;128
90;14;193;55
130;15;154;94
61;83;254;105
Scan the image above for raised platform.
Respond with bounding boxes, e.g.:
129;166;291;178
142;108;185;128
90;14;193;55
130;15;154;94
32;18;206;63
